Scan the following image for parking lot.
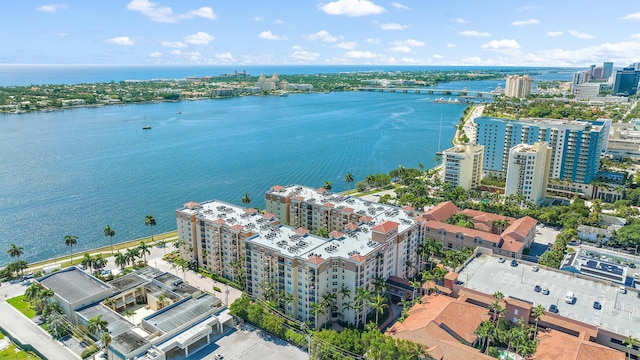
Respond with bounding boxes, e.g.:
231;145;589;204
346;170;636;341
190;325;307;360
459;254;640;339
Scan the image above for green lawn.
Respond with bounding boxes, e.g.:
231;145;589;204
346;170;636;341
6;295;36;319
0;330;40;360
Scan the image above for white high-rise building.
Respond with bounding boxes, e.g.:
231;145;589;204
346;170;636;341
442;144;484;190
505;142;552;205
505;75;533;98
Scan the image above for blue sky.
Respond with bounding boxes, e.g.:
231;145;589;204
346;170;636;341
3;0;640;67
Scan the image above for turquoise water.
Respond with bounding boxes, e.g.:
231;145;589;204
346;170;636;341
0;91;463;265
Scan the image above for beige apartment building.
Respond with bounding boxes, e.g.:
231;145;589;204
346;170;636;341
442;144;484;190
505;142;552;205
504;75;533;98
177;185;424;328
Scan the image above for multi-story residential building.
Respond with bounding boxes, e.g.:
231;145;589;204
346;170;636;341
420;201;537;259
572;83;603;100
177;185;425;328
504;75;532;98
442;144;484;190
474;117;609;184
505;142;551;205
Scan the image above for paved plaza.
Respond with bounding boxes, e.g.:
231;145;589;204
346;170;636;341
460;254;640;339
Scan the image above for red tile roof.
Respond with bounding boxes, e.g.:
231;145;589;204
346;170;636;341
295;227;309;235
500;239;524;253
307;255;323;265
329;230;344;238
213;219;226;225
359;216;373;223
425;221;502;243
183;201;200;209
423;201;459;222
533;329;625;360
349;254;366;262
244;208;257;214
346;223;359;231
371;220;400;234
262;212;275;219
462;209;515;224
342;207;354;213
316;188;327;194
231;224;244;231
502;216;537;241
271;185;285;192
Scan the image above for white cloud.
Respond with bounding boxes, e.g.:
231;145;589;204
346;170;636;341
258;31;287;41
459;30;491;37
318;0;385;17
631;33;640;40
184;32;215;45
148;52;163;58
161;41;187;48
393;39;425;47
184;51;202;62
533;40;640;66
446;43;456;48
518;5;542;11
214;52;236;62
511;19;539;26
546;31;563;37
401;57;421;64
253;16;263;21
126;0;216;23
452;18;466;23
622;12;640;20
307;30;339;42
291;47;320;61
569;30;594;39
104;36;135;46
481;39;520;50
380;23;407;30
366;38;380;44
274;19;284;24
389;45;411;53
170;50;182;55
36;3;67;13
345;50;381;59
179;7;216;21
336;41;357;50
391;2;410;10
432;54;444;59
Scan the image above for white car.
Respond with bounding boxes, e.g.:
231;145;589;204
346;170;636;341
619;286;627;294
532;266;539;272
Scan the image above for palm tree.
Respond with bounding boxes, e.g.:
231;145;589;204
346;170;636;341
410;279;422;301
344;172;354;191
125;247;139;266
64;235;78;264
144;215;156;243
321;292;338;322
88;314;108;336
25;282;45;302
124;309;136;323
339;285;351;302
157;294;168;309
310;301;324;330
137;241;151;263
100;332;112;353
370;294;388;325
241;193;251;206
104;225;115;255
7;243;24;260
354;288;371;328
114;252;127;270
475;320;494;353
93;254;107;270
624;336;638;360
81;253;94;273
323;180;332;191
373;276;386;295
531;304;545;337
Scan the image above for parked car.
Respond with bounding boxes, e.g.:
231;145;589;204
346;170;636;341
214;355;224;360
593;301;602;310
534;285;542;292
619;286;627;294
532;266;539;272
510;259;518;267
498;257;506;263
542;288;550;295
549;304;559;313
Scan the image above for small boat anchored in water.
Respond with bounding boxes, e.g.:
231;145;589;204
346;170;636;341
143;116;152;130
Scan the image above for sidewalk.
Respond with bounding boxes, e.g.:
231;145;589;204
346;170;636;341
0;301;80;359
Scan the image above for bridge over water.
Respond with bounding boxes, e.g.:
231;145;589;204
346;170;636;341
356;87;497;98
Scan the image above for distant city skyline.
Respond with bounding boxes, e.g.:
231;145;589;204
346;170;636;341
3;0;640;67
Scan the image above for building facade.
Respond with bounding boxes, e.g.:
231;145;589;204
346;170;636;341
442;144;484;190
474;117;609;184
177;185;425;328
505;142;552;205
613;67;640;96
504;75;533;98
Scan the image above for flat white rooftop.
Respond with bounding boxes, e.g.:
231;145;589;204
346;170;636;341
459;254;640;339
